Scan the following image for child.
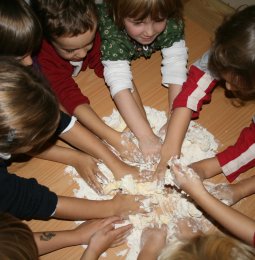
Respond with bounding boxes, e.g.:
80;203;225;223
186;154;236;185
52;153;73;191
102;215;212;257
171;163;255;247
32;0;141;163
155;6;255;191
0;0;146;192
98;0;188;161
0;213;131;258
0;58;145;221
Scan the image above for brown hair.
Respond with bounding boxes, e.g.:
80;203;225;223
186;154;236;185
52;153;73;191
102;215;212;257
0;0;42;58
0;58;60;155
106;0;183;29
32;0;98;41
0;213;38;260
159;233;255;260
209;5;255;102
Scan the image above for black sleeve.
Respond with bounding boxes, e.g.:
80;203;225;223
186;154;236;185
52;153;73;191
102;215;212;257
55;111;72;136
0;161;58;220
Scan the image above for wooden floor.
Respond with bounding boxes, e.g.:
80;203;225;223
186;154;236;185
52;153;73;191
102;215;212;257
10;1;255;259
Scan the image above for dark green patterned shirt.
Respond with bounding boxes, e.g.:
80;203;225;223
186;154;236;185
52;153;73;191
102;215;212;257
98;3;185;61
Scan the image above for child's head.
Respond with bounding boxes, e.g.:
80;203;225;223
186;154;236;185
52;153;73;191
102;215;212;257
0;58;60;155
106;0;183;45
0;213;38;260
0;0;42;66
209;6;255;102
159;233;255;260
33;0;98;61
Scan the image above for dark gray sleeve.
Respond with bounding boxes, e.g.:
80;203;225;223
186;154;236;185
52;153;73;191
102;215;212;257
0;161;58;220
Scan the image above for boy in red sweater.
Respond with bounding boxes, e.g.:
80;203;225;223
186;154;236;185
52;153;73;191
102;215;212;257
33;0;141;162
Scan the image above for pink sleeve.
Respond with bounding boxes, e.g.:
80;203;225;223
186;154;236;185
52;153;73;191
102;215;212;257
216;120;255;182
172;65;217;118
37;40;90;115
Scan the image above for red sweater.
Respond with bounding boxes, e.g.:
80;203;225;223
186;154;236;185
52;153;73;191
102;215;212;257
37;32;103;115
173;65;255;182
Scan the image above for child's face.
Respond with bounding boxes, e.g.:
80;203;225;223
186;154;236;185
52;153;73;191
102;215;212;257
123;17;167;45
51;26;97;62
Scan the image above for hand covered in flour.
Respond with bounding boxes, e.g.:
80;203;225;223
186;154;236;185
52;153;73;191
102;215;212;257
72;216;124;245
138;135;162;164
80;217;132;260
173;218;203;240
111;193;149;217
171;163;205;195
137;225;167;260
72;153;107;194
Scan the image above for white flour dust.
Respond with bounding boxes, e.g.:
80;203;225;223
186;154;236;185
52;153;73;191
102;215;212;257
65;107;219;259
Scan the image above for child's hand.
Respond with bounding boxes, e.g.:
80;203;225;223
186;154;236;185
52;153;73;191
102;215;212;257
138;225;167;259
173;218;203;240
111;193;149;216
117;131;144;163
171;163;204;194
72;154;107;194
140;225;167;251
138;135;162;163
73;216;123;245
81;218;132;260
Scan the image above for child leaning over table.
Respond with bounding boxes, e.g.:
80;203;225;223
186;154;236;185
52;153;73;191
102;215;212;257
32;0;142;163
0;0;147;192
0;58;145;222
98;0;188;161
155;5;255;205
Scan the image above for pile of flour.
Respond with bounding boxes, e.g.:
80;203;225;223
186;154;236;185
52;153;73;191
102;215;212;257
65;106;219;259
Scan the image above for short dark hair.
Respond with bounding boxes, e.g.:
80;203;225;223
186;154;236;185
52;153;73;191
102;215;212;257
209;6;255;102
32;0;98;41
106;0;183;29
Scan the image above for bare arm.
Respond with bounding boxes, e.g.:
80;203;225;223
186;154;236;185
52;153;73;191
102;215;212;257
156;107;192;177
53;193;145;220
34;217;125;256
168;84;182;111
190;157;222;180
114;89;161;159
172;165;255;246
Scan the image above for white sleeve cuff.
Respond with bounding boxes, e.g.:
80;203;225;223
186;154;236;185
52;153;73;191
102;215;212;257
102;60;133;97
193;50;212;75
161;40;188;87
61;116;77;134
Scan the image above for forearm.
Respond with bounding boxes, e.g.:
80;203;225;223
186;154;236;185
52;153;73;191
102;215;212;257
60;122;125;172
131;83;147;118
168;84;182;111
114;89;155;141
190;157;222;180
159;107;192;165
36;144;84;167
73;104;120;145
137;246;160;260
80;247;99;260
54;196;114;220
192;189;255;245
234;175;255;199
34;229;80;255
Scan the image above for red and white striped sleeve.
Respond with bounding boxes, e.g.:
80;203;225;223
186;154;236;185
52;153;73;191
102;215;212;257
216;120;255;182
172;65;217;118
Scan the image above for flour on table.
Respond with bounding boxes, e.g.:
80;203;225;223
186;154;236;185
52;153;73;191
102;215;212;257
65;106;219;259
